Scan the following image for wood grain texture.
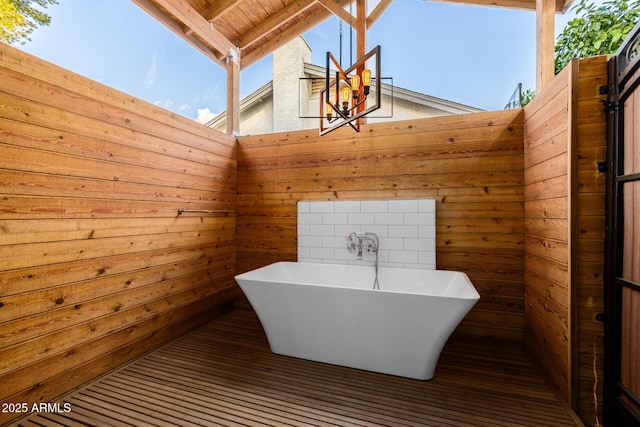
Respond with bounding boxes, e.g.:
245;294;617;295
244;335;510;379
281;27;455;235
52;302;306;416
237;109;525;342
10;307;583;427
0;43;238;425
523;55;608;426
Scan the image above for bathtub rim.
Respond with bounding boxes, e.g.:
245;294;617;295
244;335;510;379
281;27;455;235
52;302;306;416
235;261;480;300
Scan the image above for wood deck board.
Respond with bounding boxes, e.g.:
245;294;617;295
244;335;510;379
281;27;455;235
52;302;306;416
11;308;583;427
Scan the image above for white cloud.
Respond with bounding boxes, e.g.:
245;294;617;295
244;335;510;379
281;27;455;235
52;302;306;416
154;98;174;109
196;107;217;124
144;50;159;86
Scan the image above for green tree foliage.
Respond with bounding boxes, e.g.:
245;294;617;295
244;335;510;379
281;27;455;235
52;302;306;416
0;0;58;45
520;0;639;106
520;88;536;107
555;0;640;73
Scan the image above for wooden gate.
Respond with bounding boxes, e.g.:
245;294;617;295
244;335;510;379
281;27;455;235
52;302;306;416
605;21;640;426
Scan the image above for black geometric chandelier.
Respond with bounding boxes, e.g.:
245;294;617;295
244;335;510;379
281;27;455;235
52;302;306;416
319;45;381;135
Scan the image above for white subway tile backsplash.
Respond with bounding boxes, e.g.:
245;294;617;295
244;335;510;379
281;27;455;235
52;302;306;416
335;224;357;236
334;201;361;213
389;199;418;213
384;238;405;250
404;238;434;251
299;235;322;247
363;225;389;238
310;201;335;213
298;213;322;225
361;200;388;213
298;199;436;269
389;250;419;264
375;213;404;225
419;199;436;212
419;225;436;238
348;213;375;225
309;224;334;236
298;224;310;236
323;236;346;248
420;251;437;266
298;202;310;213
323;213;348;225
389;225;419;238
298;246;310;259
310;247;335;259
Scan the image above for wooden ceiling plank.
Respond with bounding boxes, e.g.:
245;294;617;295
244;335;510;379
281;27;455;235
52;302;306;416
238;0;316;49
366;0;392;27
240;5;330;69
153;0;236;56
131;0;226;67
202;0;245;21
316;0;355;25
427;0;563;12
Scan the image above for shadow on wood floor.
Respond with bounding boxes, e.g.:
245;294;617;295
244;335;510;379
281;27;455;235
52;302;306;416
11;307;584;426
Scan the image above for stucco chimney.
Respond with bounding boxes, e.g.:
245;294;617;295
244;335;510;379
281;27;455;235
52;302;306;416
272;37;312;132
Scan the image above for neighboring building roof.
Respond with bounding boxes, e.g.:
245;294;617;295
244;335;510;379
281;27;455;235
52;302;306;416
205;71;482;129
303;63;483;115
205;37;482;133
206;81;273;129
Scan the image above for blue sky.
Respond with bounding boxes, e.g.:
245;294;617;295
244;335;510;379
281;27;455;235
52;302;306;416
19;0;580;122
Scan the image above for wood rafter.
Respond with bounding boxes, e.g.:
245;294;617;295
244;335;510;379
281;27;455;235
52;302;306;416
131;0;226;67
202;0;244;21
240;2;347;69
316;0;355;25
130;0;572;133
367;0;392;27
239;0;317;49
145;0;236;58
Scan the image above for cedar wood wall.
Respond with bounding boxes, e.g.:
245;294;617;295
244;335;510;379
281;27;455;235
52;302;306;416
523;56;607;426
0;42;608;427
0;44;238;425
237;110;526;341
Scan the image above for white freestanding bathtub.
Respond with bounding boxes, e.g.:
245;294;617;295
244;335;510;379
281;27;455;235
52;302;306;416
235;261;479;380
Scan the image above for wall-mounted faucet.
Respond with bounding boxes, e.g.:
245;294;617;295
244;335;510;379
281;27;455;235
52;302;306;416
346;232;380;289
346;232;376;260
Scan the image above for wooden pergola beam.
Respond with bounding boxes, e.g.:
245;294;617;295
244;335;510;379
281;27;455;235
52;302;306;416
226;49;241;135
536;0;555;91
366;0;392;27
152;0;236;58
239;0;316;49
316;0;356;25
202;0;244;22
240;4;334;69
131;0;226;67
428;0;567;12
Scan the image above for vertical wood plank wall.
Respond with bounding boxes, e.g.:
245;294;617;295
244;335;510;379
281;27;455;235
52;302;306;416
523;56;608;426
237;110;526;341
574;56;607;426
0;44;238;424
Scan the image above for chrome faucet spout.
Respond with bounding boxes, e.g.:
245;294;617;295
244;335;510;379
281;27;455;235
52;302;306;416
345;231;380;290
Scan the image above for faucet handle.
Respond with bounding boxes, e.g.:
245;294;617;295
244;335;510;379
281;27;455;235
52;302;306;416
364;241;377;254
346;234;358;253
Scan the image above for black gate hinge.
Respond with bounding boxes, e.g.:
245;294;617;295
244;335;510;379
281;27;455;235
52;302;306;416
600;99;617;113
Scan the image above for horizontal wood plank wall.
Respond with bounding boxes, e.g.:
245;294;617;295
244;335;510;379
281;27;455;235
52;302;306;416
237;110;525;342
524;57;608;427
574;55;608;427
0;44;238;425
523;62;573;406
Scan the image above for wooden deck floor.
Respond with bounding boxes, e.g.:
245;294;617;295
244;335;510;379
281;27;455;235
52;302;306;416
11;308;584;427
